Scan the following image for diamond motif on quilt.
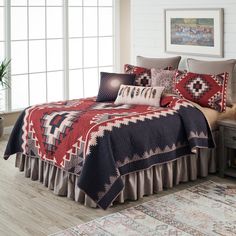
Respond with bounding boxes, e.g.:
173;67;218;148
186;77;210;99
92;103;132;110
91;112;138;124
41;111;80;153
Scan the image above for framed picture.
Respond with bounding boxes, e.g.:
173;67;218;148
164;8;224;57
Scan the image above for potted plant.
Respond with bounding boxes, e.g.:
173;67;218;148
0;58;11;138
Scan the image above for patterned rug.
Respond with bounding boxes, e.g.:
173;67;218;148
51;181;236;236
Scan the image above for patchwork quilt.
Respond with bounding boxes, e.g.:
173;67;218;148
4;96;215;209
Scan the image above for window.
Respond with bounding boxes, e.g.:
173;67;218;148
2;0;116;112
68;0;114;99
0;0;5;111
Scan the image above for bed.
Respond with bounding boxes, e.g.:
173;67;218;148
4;54;236;209
4;95;220;209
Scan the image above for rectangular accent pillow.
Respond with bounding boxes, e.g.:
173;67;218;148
187;58;236;106
137;56;181;69
114;85;164;107
151;68;177;94
124;64;152;87
96;72;135;102
174;71;229;112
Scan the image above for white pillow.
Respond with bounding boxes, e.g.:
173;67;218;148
114;85;164;107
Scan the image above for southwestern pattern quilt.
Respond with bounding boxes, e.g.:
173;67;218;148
4;96;215;210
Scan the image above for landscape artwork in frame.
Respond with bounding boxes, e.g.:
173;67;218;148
165;9;224;57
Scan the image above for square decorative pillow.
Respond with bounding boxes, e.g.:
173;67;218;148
124;64;152;87
114;85;164;107
96;72;135;102
151;68;176;94
174;71;229;112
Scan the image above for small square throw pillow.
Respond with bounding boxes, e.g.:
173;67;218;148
151;68;176;94
96;72;135;102
124;64;152;87
174;71;229;112
114;85;164;107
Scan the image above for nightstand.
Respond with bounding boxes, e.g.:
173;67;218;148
218;119;236;178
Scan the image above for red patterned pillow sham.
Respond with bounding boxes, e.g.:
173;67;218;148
124;64;173;87
124;64;151;87
174;71;229;112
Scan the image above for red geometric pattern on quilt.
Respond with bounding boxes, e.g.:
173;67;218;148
20;99;152;169
174;71;229;112
4;96;215;210
40;111;81;154
124;64;152;87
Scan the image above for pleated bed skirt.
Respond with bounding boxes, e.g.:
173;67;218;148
14;131;218;208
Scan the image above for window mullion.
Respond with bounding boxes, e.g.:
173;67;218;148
97;0;100;88
113;0;119;72
27;0;30;106
63;0;69;100
82;0;85;98
45;0;48;102
4;0;11;112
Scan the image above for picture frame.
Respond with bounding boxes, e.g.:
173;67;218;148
164;8;224;57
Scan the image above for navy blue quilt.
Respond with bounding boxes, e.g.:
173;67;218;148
4;96;215;209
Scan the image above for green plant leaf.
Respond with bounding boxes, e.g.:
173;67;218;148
0;58;11;89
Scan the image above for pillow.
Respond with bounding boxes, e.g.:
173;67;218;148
96;72;135;102
174;71;229;112
151;68;176;94
114;85;164;107
187;58;236;106
124;64;151;87
137;56;181;69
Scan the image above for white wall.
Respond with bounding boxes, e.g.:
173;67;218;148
119;0;131;71
131;0;236;64
130;0;236;99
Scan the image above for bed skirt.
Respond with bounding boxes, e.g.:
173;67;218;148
15;132;218;208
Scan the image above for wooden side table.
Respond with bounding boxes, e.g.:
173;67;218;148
218;119;236;178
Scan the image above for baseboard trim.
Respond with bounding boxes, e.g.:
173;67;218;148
4;126;13;135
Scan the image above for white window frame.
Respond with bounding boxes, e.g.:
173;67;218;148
2;0;119;112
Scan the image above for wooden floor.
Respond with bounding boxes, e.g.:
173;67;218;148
0;134;235;236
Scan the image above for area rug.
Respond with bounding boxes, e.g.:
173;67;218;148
51;181;236;236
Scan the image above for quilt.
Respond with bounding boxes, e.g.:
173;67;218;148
4;96;215;209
